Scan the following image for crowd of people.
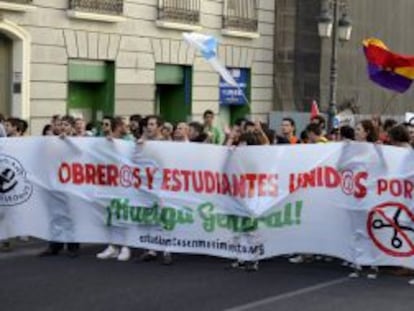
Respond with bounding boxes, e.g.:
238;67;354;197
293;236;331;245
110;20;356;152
1;110;414;282
1;109;413;148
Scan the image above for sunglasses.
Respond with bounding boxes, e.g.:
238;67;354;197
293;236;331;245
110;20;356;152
102;122;110;127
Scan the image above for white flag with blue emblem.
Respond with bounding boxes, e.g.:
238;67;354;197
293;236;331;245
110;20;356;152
183;32;238;87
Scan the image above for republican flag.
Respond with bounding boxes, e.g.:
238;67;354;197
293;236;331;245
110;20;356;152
363;38;414;93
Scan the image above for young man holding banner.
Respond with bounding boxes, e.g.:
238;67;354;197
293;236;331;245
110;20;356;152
96;117;134;261
137;115;173;265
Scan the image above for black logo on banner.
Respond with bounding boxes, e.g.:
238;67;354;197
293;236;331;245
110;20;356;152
0;155;33;206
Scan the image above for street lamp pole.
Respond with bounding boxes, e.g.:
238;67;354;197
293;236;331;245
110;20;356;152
328;0;339;133
318;0;352;132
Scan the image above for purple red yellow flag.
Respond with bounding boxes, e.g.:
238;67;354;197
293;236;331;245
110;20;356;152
363;38;414;93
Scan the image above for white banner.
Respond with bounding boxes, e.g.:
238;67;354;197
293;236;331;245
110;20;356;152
1;138;414;267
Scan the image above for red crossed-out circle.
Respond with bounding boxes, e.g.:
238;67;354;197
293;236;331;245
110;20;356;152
367;202;414;257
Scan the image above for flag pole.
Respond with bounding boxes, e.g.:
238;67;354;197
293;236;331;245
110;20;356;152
380;92;399;115
240;89;250;105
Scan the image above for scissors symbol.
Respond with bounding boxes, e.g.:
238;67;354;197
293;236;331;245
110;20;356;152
0;168;18;193
372;209;414;249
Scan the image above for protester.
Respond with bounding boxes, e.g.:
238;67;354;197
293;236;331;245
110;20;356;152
0;113;7;137
51;115;63;135
404;122;414;147
305;123;328;143
310;115;327;136
299;130;309;144
349;119;379;279
96;117;134;262
137;115;173;265
203;110;223;144
224;123;242;146
280;117;299;144
5;117;23;137
129;114;142;139
38;116;80;258
388;124;411;148
355;120;378;143
42;124;54;136
74;118;87;137
339;125;355;141
161;122;174;141
380;118;398;144
230;129;268;271
100;116;113;137
173;122;189;142
188;121;208;143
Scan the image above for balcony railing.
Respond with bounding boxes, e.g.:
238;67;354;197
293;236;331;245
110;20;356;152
69;0;123;16
1;0;32;3
158;0;200;25
223;0;258;32
0;0;34;12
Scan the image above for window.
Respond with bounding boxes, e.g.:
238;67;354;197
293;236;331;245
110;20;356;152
68;0;123;16
0;0;35;12
157;0;200;25
3;0;32;4
223;0;258;33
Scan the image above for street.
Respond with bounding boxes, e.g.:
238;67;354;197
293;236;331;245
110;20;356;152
0;242;413;311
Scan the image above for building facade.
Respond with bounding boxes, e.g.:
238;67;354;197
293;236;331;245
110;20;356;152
0;0;275;134
274;0;414;116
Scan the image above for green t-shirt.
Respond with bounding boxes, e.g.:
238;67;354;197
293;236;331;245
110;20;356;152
205;125;223;145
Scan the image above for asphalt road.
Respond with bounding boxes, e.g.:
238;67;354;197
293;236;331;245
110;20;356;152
0;242;413;311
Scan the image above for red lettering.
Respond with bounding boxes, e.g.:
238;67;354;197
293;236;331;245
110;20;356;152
145;167;157;190
106;164;118;186
325;166;341;188
297;174;305;189
215;172;221;194
58;162;71;183
192;171;204;193
72;163;84;185
377;178;413;199
404;180;413;199
171;169;181;192
390;180;402;197
162;169;171;190
316;167;323;186
96;164;106;185
377;178;387;195
257;174;267;196
354;172;368;199
133;168;141;189
221;173;232;195
268;174;278;196
245;173;257;198
233;175;246;198
84;164;96;184
180;170;191;192
289;173;297;193
301;169;316;189
204;171;216;194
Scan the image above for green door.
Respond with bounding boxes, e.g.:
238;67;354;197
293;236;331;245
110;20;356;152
67;60;114;122
156;64;192;124
0;33;12;117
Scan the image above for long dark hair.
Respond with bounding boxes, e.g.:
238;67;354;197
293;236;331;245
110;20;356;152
42;124;52;136
359;119;378;142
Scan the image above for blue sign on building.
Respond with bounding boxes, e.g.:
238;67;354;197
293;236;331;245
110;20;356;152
219;68;249;105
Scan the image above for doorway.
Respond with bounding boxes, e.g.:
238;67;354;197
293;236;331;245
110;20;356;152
155;64;192;124
67;60;114;123
0;33;12;117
